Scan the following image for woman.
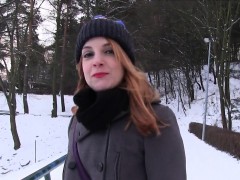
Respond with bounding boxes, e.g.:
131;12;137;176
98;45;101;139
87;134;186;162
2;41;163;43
63;15;186;180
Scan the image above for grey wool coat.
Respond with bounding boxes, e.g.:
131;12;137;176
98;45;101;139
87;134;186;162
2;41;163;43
62;103;186;180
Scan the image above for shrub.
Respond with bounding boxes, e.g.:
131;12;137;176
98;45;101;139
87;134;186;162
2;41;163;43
189;122;240;160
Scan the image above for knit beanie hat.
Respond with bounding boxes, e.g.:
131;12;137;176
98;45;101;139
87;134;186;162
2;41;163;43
75;16;135;64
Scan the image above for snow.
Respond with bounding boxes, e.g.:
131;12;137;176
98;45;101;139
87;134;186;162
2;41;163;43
0;68;240;180
0;94;71;179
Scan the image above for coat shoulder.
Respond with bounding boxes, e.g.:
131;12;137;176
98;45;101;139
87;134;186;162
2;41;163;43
151;103;177;125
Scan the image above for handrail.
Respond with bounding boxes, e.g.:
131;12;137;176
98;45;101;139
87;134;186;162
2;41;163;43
21;154;67;180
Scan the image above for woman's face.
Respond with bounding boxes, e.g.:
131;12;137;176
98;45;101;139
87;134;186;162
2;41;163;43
81;37;124;91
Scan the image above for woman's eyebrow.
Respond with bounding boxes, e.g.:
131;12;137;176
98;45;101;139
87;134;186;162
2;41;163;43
82;46;92;50
82;42;111;50
103;43;111;47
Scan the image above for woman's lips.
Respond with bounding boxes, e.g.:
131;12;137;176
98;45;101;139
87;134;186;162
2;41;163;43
93;72;108;78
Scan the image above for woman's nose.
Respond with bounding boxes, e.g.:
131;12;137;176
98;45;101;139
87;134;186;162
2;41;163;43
93;53;104;66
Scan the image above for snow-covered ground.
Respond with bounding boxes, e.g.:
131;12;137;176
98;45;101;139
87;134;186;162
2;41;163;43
0;64;240;180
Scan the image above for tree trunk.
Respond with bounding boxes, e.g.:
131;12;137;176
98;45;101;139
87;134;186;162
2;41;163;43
184;66;194;106
225;54;232;130
148;72;153;86
218;84;228;129
23;64;29;113
163;70;168;104
60;1;70;112
216;48;228;129
167;69;175;99
9;102;21;150
155;71;160;89
210;62;217;85
6;0;21;150
177;70;186;115
52;56;58;117
52;0;63;117
22;0;34;114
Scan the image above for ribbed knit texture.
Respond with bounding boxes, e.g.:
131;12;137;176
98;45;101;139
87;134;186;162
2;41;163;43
75;18;135;64
73;88;129;132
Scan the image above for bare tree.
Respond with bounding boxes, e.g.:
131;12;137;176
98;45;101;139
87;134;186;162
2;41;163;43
51;0;63;117
0;0;21;150
60;1;71;112
196;0;240;129
22;0;34;114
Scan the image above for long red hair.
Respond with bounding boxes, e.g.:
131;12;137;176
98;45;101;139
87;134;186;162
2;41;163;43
74;39;167;135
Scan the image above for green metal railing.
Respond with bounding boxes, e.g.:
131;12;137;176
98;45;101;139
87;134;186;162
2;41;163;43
21;154;67;180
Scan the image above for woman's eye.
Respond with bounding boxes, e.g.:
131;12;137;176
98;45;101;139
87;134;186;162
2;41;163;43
83;52;94;59
105;49;114;55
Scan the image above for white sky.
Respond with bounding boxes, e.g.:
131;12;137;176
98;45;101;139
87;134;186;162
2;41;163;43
36;0;56;46
0;63;240;180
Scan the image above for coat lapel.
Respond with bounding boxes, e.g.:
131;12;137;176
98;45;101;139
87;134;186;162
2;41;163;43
73;116;91;141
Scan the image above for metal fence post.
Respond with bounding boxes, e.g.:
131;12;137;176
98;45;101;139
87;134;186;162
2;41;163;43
44;173;51;180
